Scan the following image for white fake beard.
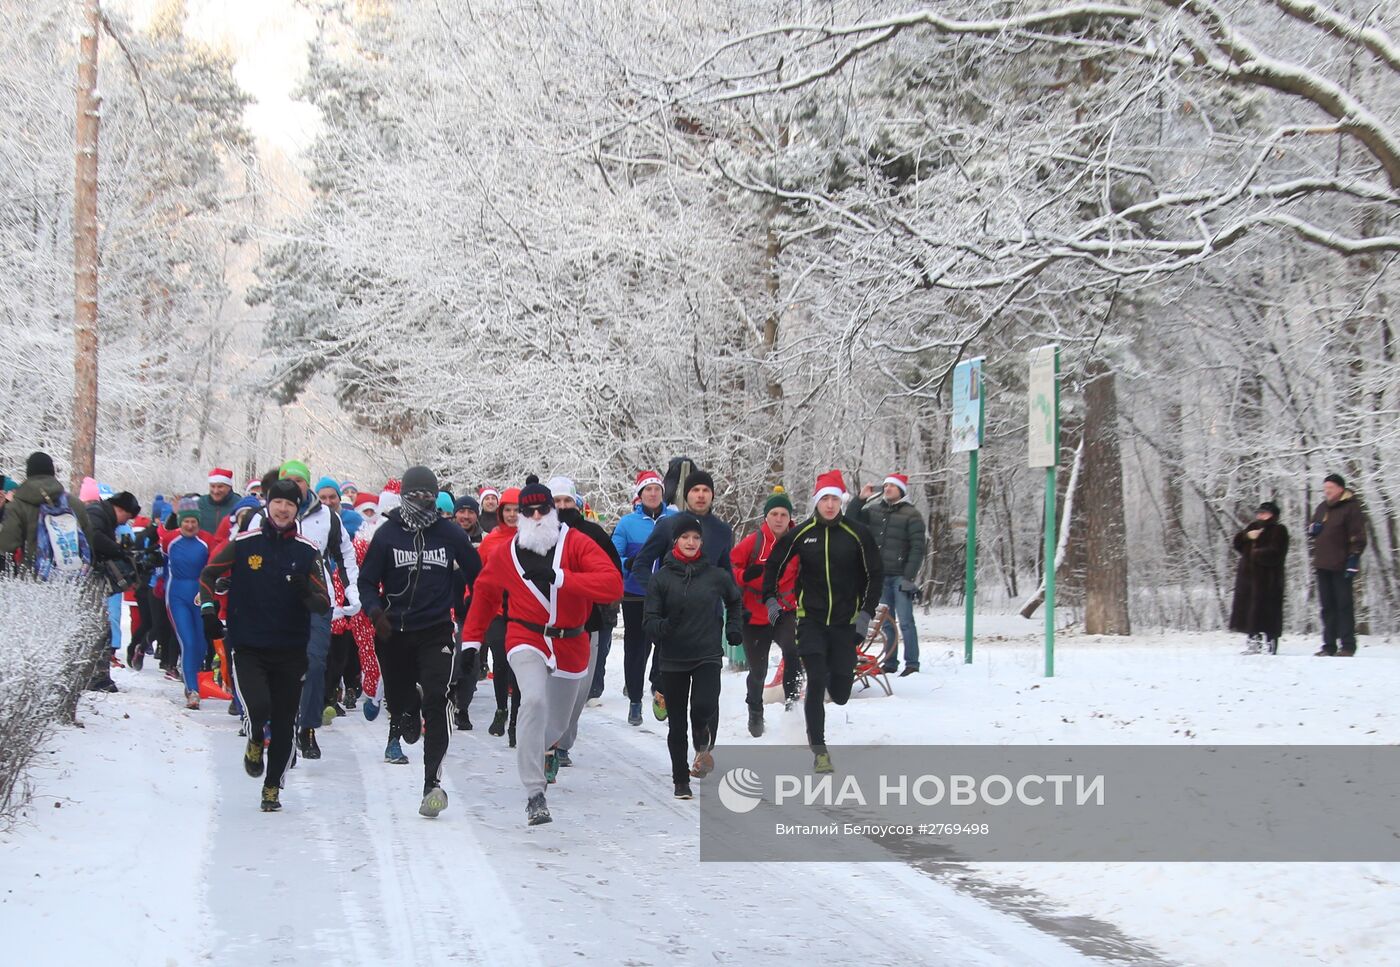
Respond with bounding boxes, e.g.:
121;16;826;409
515;508;561;555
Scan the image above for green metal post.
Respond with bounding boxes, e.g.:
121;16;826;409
1044;465;1057;678
964;448;979;664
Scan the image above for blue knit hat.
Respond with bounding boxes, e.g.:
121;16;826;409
314;476;341;497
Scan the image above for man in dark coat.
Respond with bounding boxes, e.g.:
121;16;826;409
1307;473;1368;657
1229;501;1288;654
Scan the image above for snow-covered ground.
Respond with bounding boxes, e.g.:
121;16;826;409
1;609;1395;966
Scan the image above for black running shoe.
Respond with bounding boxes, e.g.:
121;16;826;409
244;737;265;778
401;711;422;745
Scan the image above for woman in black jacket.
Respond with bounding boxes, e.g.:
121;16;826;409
643;514;743;799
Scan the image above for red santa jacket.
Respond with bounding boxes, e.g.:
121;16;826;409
461;524;622;677
731;523;799;625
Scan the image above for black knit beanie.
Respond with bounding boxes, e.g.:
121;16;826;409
25;451;55;478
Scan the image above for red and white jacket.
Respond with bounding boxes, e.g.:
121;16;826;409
460;525;622;678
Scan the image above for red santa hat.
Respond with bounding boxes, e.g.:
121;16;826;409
479;486;501;501
383;478;401;494
633;470;663;499
208;467;234;487
884;473;909;494
353;492;378;510
813;469;847;502
246;478;262;491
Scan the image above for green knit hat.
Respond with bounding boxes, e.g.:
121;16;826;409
763;486;793;515
279;459;311;483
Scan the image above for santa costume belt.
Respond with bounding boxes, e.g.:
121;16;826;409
513;618;587;639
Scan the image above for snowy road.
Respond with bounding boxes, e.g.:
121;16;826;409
200;684;1096;966
0;649;1149;967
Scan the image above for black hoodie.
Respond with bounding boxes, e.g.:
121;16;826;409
358;510;482;633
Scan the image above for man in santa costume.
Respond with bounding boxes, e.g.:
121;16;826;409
197;467;242;534
460;477;623;826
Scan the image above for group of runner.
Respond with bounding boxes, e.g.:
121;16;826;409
4;453;889;824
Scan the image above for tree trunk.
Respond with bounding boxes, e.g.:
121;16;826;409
760;197;785;484
1082;359;1132;634
71;0;101;488
1161;395;1184;571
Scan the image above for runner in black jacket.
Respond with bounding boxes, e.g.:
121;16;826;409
643;514;743;798
762;471;881;773
357;465;481;818
199;479;330;812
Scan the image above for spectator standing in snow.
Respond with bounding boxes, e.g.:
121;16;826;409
85;488;141;684
849;472;926;676
1228;501;1289;655
1308;473;1368;657
0;452;94;573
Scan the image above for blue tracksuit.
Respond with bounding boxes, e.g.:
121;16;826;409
612;505;677;598
165;532;211;693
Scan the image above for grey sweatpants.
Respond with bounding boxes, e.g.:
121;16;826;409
508;645;592;797
556;632;599;754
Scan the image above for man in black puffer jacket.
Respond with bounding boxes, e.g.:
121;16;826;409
358;465;481;819
644;514;743;798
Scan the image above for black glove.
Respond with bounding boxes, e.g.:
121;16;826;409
372;609;393;640
290;572;329;615
202;609;224;641
764;597;781;625
854;611;874;639
742;564;764;582
1346;554;1360;578
523;564;557;586
726;628;743;648
598;602;620;628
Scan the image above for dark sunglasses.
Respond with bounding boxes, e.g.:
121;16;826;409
520;504;551;517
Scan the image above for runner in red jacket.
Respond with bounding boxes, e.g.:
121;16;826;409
460;478;622;826
730;487;801;735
